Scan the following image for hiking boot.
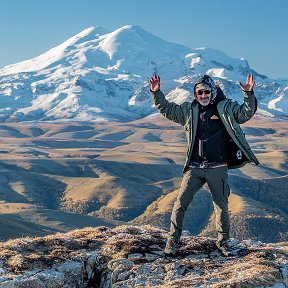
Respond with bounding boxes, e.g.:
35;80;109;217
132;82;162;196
217;239;250;257
216;239;231;256
164;237;179;256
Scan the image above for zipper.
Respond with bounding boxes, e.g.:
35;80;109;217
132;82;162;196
220;102;252;161
183;106;194;172
190;107;192;142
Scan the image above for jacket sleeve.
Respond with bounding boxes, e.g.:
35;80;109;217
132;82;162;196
231;91;257;124
151;89;189;126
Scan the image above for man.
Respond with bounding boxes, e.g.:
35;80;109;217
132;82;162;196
150;74;259;256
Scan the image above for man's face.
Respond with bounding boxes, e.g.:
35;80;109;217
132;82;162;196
195;84;212;106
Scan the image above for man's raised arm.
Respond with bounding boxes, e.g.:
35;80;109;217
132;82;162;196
150;74;190;126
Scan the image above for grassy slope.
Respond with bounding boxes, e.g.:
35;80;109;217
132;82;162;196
0;114;287;241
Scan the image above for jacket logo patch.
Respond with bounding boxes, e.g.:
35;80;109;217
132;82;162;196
210;115;219;120
236;150;243;160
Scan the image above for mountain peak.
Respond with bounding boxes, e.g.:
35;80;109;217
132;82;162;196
115;24;142;31
0;25;287;122
69;25;109;44
97;24;183;60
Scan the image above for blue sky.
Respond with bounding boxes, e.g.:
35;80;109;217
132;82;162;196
0;0;287;78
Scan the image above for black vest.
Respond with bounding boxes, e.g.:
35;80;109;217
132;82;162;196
191;103;229;163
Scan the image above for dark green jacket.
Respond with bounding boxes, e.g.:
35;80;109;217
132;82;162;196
152;89;260;173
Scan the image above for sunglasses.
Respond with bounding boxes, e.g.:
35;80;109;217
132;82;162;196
197;90;211;96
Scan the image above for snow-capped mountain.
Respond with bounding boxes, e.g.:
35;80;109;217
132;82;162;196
0;25;287;122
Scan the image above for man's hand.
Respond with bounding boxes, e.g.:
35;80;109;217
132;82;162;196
150;74;161;92
239;74;254;91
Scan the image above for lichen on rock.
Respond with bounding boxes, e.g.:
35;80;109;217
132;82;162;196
0;225;287;287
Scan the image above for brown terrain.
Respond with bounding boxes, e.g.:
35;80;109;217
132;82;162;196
0;113;287;243
0;225;287;287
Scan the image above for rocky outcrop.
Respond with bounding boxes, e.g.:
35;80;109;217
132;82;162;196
0;225;287;287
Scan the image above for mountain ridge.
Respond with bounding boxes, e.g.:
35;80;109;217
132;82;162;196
0;25;287;122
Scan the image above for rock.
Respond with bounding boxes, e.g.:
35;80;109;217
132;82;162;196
145;253;160;261
108;258;134;270
127;253;143;260
280;265;288;286
117;270;132;281
151;250;164;256
0;225;287;287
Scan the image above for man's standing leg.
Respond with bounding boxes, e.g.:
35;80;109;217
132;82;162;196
206;166;230;243
165;168;205;255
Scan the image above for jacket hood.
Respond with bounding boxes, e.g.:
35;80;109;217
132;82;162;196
213;86;226;104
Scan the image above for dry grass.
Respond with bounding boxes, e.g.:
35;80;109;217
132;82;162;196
0;115;287;242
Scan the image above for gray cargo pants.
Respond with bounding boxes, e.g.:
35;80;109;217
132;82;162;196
170;166;230;242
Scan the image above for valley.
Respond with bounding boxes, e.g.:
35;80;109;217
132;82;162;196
0;114;287;242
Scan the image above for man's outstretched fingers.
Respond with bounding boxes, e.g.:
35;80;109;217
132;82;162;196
238;81;244;90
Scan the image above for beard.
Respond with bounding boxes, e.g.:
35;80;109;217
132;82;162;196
198;97;211;106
